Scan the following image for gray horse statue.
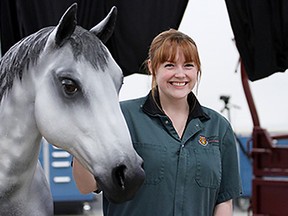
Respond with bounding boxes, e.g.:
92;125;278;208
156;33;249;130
0;3;145;216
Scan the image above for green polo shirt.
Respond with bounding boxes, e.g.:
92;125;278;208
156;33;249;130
103;91;242;216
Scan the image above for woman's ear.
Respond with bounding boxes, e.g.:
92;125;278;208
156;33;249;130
147;59;153;75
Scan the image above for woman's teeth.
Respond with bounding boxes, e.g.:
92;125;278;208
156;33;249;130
171;82;186;86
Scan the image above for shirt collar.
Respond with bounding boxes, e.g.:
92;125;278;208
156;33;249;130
142;89;209;121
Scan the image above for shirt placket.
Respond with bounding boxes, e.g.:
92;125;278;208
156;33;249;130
173;119;203;215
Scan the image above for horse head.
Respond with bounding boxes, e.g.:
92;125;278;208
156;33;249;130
32;4;145;203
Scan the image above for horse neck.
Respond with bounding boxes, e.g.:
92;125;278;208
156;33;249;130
0;77;41;191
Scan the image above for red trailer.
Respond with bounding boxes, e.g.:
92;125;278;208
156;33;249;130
241;63;288;216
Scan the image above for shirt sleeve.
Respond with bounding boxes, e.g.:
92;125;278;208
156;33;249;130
216;124;242;204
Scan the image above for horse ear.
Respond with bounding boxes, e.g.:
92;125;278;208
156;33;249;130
54;3;77;47
90;6;117;44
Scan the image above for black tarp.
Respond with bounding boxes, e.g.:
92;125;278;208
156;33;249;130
225;0;288;81
0;0;188;76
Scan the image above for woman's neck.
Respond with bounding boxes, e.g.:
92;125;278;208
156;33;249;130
160;93;189;113
160;95;189;138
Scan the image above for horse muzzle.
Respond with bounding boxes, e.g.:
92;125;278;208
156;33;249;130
96;158;145;203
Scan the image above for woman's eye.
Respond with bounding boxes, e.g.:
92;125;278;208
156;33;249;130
164;63;174;68
61;79;79;95
185;63;194;68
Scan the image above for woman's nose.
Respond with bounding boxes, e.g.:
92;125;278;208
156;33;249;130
174;68;186;77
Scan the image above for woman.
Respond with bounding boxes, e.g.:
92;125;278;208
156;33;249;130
73;29;242;215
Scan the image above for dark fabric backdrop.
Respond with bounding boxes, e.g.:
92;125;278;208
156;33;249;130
225;0;288;81
0;0;188;76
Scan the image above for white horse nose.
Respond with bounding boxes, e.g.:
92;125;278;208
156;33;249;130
98;156;145;203
112;159;145;190
112;164;127;190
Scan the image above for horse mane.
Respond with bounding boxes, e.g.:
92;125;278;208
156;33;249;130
0;26;109;101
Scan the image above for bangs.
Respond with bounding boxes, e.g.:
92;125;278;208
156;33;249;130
156;40;198;64
148;29;202;95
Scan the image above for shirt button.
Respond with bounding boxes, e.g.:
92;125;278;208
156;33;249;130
165;120;169;124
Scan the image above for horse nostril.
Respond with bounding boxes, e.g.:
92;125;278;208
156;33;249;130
112;164;127;190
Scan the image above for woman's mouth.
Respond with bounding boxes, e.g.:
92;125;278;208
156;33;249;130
170;81;187;86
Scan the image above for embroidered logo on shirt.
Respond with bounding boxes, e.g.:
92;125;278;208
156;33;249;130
198;136;208;146
198;136;220;146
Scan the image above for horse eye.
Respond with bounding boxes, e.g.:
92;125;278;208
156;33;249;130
61;79;78;95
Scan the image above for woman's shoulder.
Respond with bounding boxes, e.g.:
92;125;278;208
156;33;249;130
201;106;230;125
120;96;147;109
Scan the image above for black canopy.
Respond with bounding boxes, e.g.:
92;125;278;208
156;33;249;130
0;0;188;76
225;0;288;81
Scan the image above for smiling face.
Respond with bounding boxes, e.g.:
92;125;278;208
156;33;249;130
147;29;201;101
151;48;198;101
